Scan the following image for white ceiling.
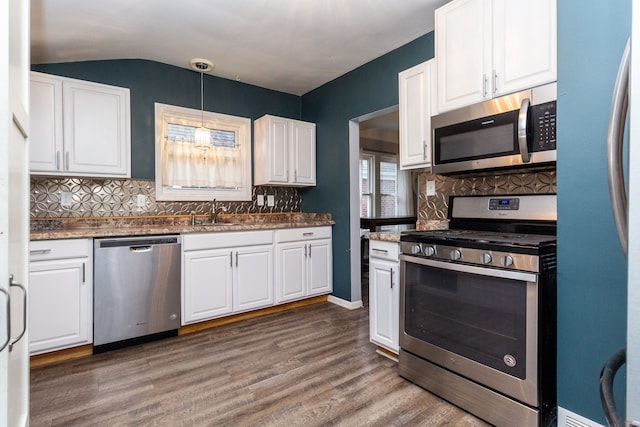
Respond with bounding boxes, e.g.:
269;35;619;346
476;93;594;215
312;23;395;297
30;0;448;96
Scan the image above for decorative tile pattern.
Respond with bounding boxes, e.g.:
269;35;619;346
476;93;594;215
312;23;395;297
417;169;557;228
30;177;301;218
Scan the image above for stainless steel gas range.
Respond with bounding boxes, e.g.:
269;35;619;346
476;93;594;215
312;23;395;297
398;194;557;427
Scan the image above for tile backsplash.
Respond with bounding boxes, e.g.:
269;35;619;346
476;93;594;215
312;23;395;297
416;169;556;226
30;177;301;218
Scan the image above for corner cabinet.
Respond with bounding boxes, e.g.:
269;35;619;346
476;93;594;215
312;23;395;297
28;239;93;355
254;115;316;186
369;239;400;354
275;227;333;304
182;231;274;325
435;0;556;112
30;71;131;177
399;59;436;170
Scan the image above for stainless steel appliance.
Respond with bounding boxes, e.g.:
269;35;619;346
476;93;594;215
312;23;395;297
431;83;557;175
398;194;557;427
94;235;181;352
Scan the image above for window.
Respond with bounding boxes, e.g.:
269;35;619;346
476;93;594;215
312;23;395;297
360;151;413;219
155;103;252;201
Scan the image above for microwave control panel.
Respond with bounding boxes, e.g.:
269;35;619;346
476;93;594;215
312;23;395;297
529;101;557;152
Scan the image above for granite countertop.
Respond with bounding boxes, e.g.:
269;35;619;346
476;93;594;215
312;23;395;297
30;212;334;240
364;220;449;243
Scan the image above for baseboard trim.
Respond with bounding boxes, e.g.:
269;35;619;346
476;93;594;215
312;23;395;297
179;295;328;335
30;344;93;368
327;295;363;310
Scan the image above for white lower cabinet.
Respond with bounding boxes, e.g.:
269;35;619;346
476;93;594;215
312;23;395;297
182;231;274;325
369;240;400;354
276;227;333;304
28;239;93;355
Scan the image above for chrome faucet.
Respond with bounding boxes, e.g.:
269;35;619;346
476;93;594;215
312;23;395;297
210;198;218;223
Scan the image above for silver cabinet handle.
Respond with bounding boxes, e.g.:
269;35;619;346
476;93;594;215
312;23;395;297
302;232;314;237
483;74;488;97
64;151;70;171
0;287;9;352
56;151;61;171
235;251;238;267
390;267;394;289
304;244;307;258
8;275;27;352
608;38;630;256
423;141;427;160
82;262;86;283
493;70;498;94
518;97;531;163
308;244;311;259
30;249;51;255
372;248;389;254
294;170;298;182
230;251;233;267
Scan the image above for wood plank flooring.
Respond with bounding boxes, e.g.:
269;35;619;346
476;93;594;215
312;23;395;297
30;301;490;426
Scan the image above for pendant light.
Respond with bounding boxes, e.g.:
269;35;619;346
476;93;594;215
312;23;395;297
190;58;215;150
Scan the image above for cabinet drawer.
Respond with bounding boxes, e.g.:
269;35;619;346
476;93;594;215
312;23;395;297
369;240;399;261
276;226;332;243
183;230;273;251
30;239;91;261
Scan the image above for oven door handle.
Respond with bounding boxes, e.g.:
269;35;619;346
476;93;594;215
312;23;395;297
399;254;538;283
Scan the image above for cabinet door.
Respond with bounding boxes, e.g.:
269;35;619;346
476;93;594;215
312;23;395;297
63;80;130;177
436;0;492;112
234;245;274;312
369;258;399;353
182;249;233;324
291;120;316;185
492;0;557;96
276;242;306;303
307;239;332;296
265;116;290;184
399;60;433;170
28;258;91;354
29;73;63;173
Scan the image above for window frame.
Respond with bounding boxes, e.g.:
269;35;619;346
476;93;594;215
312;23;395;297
154;102;252;201
360;150;400;217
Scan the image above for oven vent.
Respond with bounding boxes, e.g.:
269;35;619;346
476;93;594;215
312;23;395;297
557;407;605;427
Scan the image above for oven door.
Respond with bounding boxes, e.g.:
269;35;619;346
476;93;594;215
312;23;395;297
399;254;539;406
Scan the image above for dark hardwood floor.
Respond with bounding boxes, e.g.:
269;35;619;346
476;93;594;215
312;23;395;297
30;299;490;426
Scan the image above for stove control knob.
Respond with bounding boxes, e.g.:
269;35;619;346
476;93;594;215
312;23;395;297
481;253;492;264
450;249;462;261
410;244;422;255
502;255;514;267
424;246;436;257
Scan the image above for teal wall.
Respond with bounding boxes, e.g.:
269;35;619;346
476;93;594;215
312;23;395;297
300;33;434;301
32;60;301;179
557;0;630;423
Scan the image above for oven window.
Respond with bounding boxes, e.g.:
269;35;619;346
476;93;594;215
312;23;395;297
404;263;527;379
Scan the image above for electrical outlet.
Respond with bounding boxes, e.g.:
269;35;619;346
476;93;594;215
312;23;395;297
137;194;146;207
267;195;275;207
257;194;265;206
426;180;436;196
61;191;73;208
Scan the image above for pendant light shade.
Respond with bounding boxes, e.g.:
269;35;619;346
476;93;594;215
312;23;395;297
190;58;215;150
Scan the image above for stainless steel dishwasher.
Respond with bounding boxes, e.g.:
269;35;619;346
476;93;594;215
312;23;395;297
93;235;181;352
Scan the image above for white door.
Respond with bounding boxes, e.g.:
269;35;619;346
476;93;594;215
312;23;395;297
291;121;315;185
369;258;399;352
182;249;233;324
435;0;491;112
307;239;332;296
268;116;289;184
399;60;433;170
276;243;306;303
1;0;30;424
234;245;273;312
29;73;63;173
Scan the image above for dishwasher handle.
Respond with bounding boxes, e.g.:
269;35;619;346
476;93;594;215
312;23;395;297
130;246;152;253
96;236;180;249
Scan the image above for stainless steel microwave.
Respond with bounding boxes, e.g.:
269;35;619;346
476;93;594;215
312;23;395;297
431;82;557;175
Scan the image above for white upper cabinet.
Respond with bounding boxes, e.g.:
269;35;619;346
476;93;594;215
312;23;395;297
29;71;131;177
435;0;556;113
399;59;435;170
254;115;316;186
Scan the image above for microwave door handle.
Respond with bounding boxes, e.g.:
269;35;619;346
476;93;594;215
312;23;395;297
518;97;531;163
